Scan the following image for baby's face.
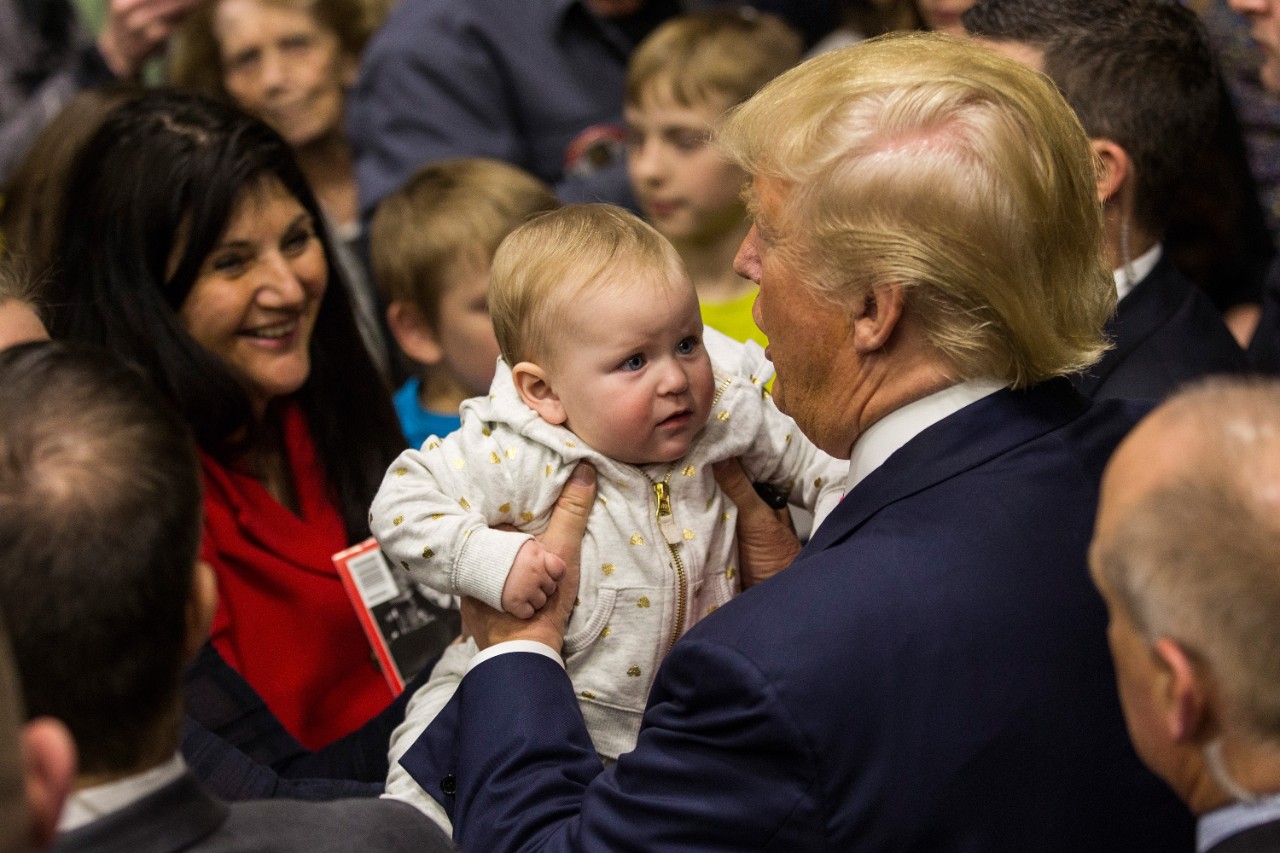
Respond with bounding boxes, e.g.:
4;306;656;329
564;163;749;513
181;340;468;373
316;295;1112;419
545;271;715;465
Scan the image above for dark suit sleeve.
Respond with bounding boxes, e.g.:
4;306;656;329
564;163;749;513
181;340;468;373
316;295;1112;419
183;643;439;800
402;646;822;852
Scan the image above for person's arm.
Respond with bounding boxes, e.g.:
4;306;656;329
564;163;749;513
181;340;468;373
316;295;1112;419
182;716;384;802
370;421;535;612
0;0;195;190
348;12;528;219
457;463;595;655
711;459;803;589
401;636;822;851
95;0;198;78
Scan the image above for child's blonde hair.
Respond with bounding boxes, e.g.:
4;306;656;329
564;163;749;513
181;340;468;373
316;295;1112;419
489;204;687;365
369;158;559;330
625;8;802;112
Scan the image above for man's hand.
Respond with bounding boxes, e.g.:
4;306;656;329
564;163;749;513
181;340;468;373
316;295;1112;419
461;463;597;652
500;540;567;619
713;458;802;588
98;0;199;78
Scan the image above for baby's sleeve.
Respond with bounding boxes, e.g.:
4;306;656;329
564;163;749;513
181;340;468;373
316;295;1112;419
726;341;849;529
369;422;533;612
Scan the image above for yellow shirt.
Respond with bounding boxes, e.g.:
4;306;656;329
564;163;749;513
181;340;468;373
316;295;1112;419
700;287;767;349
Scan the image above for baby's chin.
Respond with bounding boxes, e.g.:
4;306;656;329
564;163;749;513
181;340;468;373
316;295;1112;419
621;434;703;467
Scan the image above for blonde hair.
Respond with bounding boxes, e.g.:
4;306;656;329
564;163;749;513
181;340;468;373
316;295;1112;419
489;204;686;365
625;8;802;112
168;0;374;99
1096;378;1280;742
369;158;558;331
717;32;1113;387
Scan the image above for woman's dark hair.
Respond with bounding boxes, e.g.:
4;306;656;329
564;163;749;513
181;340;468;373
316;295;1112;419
47;89;405;540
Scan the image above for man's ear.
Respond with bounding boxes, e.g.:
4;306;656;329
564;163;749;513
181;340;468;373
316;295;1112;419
1152;637;1213;744
1091;138;1132;206
851;282;904;354
386;302;444;367
22;717;76;849
184;561;219;662
511;362;566;425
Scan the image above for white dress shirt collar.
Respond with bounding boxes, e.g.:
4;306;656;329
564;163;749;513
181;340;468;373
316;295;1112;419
846;378;1008;493
58;752;187;833
1198;791;1280;852
1114;242;1163;303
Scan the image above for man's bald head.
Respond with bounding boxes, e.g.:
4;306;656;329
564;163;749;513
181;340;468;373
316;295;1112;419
1091;378;1280;810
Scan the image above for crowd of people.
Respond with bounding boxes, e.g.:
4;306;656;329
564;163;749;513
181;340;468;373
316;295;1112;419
3;0;1280;851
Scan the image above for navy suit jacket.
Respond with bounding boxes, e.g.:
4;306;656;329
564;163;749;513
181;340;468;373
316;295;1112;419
1074;256;1248;401
403;380;1194;851
181;643;440;801
50;769;452;853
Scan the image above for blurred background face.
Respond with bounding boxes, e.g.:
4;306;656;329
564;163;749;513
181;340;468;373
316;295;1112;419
916;0;975;34
214;0;355;148
625;92;747;247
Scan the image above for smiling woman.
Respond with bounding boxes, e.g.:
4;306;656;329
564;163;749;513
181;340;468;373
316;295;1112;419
46;91;408;750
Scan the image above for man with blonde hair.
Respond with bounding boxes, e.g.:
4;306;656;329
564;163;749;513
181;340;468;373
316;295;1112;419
398;33;1193;850
1091;378;1280;852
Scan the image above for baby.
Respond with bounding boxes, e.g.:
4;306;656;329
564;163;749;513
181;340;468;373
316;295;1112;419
371;204;846;765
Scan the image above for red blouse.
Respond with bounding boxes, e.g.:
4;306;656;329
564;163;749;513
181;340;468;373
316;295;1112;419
200;401;393;749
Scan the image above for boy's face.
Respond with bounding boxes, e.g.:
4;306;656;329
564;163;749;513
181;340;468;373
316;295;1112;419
625;92;747;247
543;269;715;465
435;259;502;400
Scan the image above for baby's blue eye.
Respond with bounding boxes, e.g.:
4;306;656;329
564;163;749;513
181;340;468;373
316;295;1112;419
676;336;698;355
621;354;645;372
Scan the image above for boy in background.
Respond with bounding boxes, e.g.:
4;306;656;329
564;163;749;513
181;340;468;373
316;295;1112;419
370;157;560;448
624;9;801;348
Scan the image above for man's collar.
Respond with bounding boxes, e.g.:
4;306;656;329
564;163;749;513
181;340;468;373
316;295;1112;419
1198;790;1280;852
1114;242;1163;303
845;378;1008;493
58;753;187;833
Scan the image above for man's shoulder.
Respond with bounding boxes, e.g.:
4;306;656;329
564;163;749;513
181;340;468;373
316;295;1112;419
221;796;451;851
693;385;1142;641
53;771;451;853
365;0;566;51
1095;260;1247;398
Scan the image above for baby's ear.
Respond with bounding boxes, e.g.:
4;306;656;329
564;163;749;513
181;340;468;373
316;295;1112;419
386;302;443;366
512;362;567;425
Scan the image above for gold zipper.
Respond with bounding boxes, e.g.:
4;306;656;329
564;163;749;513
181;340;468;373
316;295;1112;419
651;469;687;651
711;375;732;408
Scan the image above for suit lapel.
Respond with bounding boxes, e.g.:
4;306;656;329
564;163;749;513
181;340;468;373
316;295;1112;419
805;379;1090;554
1075;257;1184;397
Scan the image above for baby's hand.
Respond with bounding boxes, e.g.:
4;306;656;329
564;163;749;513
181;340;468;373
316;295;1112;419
501;540;568;619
